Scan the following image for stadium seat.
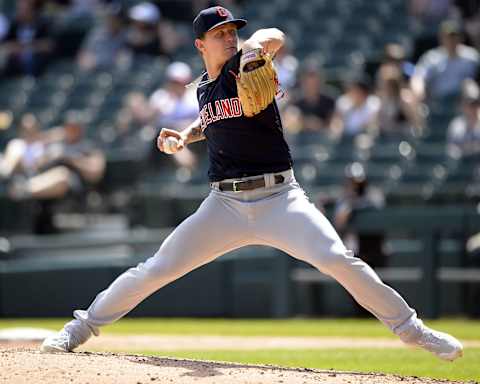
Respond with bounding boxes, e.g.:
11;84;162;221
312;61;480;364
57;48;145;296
368;142;408;167
413;143;449;167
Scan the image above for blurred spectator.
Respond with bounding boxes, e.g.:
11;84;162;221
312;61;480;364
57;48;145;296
0;0;55;77
111;62;199;170
0;12;9;41
376;65;425;138
125;2;178;57
275;38;299;92
333;162;386;269
76;2;128;72
120;91;153;128
8;112;105;201
454;0;480;51
100;92;156;153
0;113;51;180
61;0;102;17
447;79;480;156
283;60;335;136
149;61;198;130
43;0;103;17
115;62;198;131
410;20;480;103
330;75;380;139
149;61;199;169
41;0;99;58
409;0;454;25
379;43;416;81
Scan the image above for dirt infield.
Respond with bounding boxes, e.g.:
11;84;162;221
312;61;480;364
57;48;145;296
0;347;467;384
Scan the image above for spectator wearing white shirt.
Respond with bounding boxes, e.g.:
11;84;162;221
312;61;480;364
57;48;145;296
331;76;381;139
149;61;199;170
411;20;480;103
447;79;480;156
111;61;199;170
0;114;45;180
149;61;198;130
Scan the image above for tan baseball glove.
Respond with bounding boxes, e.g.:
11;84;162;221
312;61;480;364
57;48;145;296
236;48;278;117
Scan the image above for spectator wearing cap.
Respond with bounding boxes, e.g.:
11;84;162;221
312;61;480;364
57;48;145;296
410;20;480;103
114;61;198;132
148;61;199;170
111;62;199;169
77;3;128;72
447;79;480;156
0;0;55;77
125;2;178;57
149;61;198;130
330;75;381;139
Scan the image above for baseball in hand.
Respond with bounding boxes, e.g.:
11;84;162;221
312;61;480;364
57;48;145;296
163;136;180;154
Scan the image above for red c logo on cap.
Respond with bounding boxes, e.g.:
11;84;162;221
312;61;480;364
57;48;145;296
217;7;228;17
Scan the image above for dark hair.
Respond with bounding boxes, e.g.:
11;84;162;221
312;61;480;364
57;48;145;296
350;75;372;94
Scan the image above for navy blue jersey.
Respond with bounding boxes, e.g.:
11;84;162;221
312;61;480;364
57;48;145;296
197;50;293;182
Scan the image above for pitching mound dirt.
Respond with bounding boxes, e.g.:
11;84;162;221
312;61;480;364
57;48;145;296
0;347;465;384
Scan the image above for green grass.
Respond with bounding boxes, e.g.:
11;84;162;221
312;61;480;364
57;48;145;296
1;318;479;381
138;348;480;382
0;318;479;340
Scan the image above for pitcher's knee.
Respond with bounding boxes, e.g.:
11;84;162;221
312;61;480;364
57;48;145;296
314;248;356;273
140;253;188;282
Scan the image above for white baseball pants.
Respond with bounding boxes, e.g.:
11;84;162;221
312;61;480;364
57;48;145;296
74;169;416;334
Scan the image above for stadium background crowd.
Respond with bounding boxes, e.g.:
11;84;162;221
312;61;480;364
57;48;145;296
0;0;478;254
0;0;480;318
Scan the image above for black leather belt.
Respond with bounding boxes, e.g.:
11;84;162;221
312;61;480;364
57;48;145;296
217;174;285;192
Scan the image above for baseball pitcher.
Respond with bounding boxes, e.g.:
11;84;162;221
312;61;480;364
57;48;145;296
42;6;463;362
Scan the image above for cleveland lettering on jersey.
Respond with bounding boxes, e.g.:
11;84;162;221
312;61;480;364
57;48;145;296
199;97;243;130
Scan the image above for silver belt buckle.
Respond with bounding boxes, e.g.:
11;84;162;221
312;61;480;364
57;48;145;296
232;180;241;192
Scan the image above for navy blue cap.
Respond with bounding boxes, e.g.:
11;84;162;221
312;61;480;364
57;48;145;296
193;6;247;38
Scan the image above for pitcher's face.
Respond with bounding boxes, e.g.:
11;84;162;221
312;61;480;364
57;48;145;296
196;23;239;67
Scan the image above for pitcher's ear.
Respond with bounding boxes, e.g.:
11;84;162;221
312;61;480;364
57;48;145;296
194;38;204;53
